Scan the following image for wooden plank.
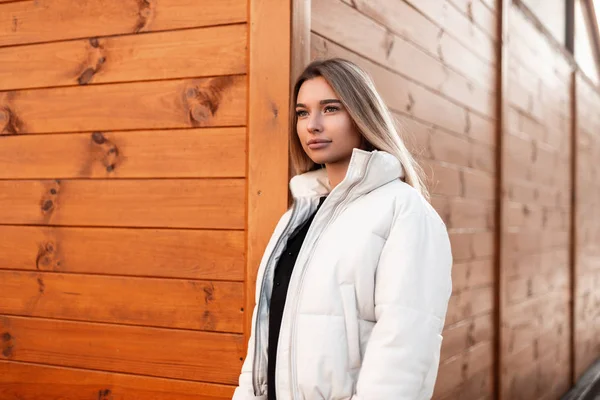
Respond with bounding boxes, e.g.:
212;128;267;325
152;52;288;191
403;0;496;63
246;0;291;343
0;179;245;229
312;35;495;140
0;315;244;384
351;0;496;93
0;270;243;333
0;225;245;281
0;128;246;179
0;361;234;400
0;0;246;47
311;2;495;118
0;24;247;91
0;75;246;134
0;360;234;400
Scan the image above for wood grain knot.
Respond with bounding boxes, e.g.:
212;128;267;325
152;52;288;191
134;0;154;33
185;76;234;126
1;332;14;358
0;106;22;135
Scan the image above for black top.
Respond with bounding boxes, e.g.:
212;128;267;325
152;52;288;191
267;196;326;400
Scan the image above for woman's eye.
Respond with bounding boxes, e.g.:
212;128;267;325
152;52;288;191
324;106;339;113
296;110;308;117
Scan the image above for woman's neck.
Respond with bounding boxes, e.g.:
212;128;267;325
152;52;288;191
325;159;351;190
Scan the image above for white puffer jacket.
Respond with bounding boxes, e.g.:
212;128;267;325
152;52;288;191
233;149;453;400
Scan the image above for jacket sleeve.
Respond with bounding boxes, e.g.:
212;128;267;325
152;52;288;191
353;208;453;400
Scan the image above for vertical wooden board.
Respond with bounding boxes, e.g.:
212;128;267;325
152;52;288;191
0;0;247;47
0;316;244;384
0;128;247;179
0;24;247;91
574;73;600;379
0;361;235;400
500;3;574;399
246;0;292;340
0;271;244;332
0;226;245;281
0;76;246;134
0;179;245;229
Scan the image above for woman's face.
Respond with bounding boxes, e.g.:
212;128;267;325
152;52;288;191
295;77;363;166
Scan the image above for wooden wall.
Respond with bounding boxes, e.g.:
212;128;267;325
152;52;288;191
0;0;291;398
311;0;498;398
501;2;573;398
574;72;600;381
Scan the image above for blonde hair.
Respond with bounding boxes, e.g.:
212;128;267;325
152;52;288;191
290;58;429;200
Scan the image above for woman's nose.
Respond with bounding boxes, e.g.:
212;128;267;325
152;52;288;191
307;113;323;133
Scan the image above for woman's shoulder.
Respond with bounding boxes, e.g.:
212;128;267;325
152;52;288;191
377;179;445;226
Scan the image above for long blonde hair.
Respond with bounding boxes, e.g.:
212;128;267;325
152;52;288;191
290;58;429;200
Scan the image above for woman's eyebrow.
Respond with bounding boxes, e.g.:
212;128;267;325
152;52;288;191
295;99;341;108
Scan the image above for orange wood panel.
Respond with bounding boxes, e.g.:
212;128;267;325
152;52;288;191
246;0;292;341
0;128;246;179
0;76;246;135
0;179;245;229
0;271;244;333
0;361;234;400
0;316;244;384
0;0;246;47
0;24;247;91
0;225;245;281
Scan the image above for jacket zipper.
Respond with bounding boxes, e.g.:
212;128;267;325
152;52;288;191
252;200;304;395
289;158;374;399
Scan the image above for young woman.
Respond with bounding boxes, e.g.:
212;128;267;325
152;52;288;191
233;58;452;400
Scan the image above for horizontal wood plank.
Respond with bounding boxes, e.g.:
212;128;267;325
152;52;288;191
0;24;247;91
0;75;246;134
0;0;246;47
0;360;234;399
311;0;495;118
0;361;234;400
0;271;244;332
0;315;244;384
0;225;245;280
0;128;246;179
0;179;245;229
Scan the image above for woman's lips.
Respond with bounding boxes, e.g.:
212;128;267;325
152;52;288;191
308;142;330;149
307;140;331;150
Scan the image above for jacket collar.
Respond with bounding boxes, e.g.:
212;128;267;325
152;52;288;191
289;149;405;199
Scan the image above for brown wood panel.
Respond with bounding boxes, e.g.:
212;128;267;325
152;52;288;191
0;75;246;135
574;72;600;379
311;0;495;118
0;0;246;47
0;270;244;332
0;315;244;384
447;0;497;37
0;360;234;400
0;24;247;91
351;0;496;93
0;225;245;281
404;0;496;63
0;179;245;229
0;361;234;400
312;34;495;143
246;0;292;341
0;128;246;179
